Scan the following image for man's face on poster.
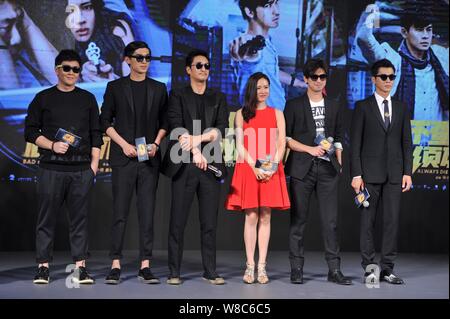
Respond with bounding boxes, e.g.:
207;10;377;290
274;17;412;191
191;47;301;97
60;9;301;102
0;0;20;45
66;0;96;42
248;0;280;29
402;24;433;52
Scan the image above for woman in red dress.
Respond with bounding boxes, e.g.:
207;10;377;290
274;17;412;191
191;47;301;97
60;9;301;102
225;72;290;284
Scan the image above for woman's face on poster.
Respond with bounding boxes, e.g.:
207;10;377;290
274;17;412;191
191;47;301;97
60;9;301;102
66;0;96;42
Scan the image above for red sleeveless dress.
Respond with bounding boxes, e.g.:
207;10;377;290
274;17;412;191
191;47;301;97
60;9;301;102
225;107;290;211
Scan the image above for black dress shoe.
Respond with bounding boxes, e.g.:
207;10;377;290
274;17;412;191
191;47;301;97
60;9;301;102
290;268;303;284
380;270;404;284
327;270;352;285
138;267;160;284
105;268;121;285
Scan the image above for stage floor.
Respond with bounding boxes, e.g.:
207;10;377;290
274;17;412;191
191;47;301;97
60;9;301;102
0;251;448;299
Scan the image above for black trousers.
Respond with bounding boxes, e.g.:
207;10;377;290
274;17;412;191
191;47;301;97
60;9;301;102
109;160;159;261
289;159;341;270
360;182;402;272
168;164;221;278
36;168;94;263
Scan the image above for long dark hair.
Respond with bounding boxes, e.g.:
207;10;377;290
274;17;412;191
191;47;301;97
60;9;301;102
242;72;270;122
74;0;134;77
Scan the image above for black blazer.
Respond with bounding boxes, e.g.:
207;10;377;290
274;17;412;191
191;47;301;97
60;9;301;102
350;95;413;184
100;76;168;167
161;86;229;178
284;94;344;180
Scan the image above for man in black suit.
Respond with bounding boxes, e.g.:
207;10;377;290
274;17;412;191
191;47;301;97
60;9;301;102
350;59;413;285
284;59;352;285
161;50;228;285
100;41;168;284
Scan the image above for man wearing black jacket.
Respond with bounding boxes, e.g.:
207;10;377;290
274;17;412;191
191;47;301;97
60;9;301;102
350;59;413;284
161;50;229;285
100;41;168;284
25;49;103;285
284;59;351;285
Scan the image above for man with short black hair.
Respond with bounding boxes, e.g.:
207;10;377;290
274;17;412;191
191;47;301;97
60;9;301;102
25;49;103;285
162;49;229;285
100;41;168;285
284;58;351;285
350;58;413;284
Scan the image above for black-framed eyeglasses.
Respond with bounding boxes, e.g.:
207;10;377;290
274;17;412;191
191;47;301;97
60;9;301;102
309;74;328;81
130;55;151;63
56;65;81;74
191;62;210;70
375;74;396;81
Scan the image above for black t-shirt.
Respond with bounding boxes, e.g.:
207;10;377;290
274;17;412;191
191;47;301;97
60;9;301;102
131;79;147;139
24;86;103;171
192;91;207;134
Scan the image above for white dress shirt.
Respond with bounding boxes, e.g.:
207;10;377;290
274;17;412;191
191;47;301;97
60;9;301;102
374;91;392;123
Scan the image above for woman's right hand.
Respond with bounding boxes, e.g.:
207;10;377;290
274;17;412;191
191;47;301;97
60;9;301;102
252;166;267;182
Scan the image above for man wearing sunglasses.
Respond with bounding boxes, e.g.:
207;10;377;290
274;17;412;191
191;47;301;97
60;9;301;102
284;58;351;285
100;41;168;285
161;50;228;285
350;59;413;285
25;49;103;285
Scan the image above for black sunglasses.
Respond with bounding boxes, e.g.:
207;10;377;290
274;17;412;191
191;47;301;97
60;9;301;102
191;62;210;70
375;74;396;81
130;55;151;63
57;65;81;74
309;74;328;81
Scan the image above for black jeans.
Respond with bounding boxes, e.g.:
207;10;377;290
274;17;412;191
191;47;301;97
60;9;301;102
168;164;221;278
109;160;159;261
36;168;94;263
289;159;341;271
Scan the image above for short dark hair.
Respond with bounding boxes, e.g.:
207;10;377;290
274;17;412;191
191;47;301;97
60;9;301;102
400;6;435;31
124;41;151;58
185;49;209;68
371;59;396;76
237;0;275;21
303;58;328;78
55;49;82;67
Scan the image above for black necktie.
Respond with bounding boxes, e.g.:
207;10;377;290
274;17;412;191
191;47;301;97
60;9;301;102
383;100;390;129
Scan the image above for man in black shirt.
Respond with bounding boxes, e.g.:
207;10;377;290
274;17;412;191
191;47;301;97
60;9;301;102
25;49;103;285
161;50;229;285
100;41;168;284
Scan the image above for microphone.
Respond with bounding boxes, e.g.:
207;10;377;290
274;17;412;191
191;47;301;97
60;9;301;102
355;188;370;208
207;164;222;178
314;134;336;155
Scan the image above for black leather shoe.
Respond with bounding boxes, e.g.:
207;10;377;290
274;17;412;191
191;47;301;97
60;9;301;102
380;270;404;284
327;270;352;285
138;267;160;284
290;268;303;284
105;268;121;285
